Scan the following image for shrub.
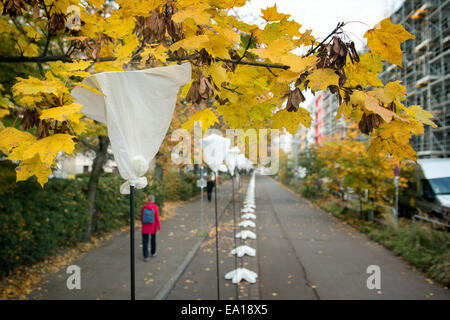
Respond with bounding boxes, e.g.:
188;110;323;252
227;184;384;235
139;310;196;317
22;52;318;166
0;161;200;276
0;176;89;276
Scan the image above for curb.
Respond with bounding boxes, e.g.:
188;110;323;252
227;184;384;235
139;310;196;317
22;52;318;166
153;236;205;300
153;197;234;300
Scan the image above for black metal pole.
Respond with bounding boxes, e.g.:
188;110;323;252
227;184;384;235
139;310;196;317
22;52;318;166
130;185;136;300
231;174;238;300
214;172;220;300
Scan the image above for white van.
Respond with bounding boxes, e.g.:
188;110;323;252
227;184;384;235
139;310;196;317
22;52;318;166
399;158;450;222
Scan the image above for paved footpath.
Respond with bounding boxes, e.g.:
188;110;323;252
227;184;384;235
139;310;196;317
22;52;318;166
168;175;450;300
28;179;234;300
29;175;450;300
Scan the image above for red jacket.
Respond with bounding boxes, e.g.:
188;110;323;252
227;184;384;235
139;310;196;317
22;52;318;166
140;201;161;234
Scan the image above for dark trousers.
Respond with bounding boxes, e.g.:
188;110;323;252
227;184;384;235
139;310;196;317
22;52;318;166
206;181;215;202
142;233;156;258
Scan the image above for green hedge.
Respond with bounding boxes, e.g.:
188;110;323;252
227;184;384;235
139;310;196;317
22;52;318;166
0;174;89;276
162;170;200;202
0;162;200;277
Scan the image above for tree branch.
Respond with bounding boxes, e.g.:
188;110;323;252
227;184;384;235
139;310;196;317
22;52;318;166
41;2;52;57
221;84;243;95
306;22;345;56
77;137;99;153
236;32;253;65
0;55;116;63
265;66;278;77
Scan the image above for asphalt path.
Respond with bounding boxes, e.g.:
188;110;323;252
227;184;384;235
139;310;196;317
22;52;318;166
168;175;450;300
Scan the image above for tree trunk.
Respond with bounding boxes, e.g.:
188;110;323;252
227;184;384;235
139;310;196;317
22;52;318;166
82;135;109;242
155;152;164;182
179;166;184;184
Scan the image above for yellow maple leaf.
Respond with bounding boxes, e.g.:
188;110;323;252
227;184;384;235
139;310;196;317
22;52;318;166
276;70;299;83
104;14;136;39
200;34;233;58
39;103;84;123
250;38;296;63
364;18;414;67
13;76;66;96
0;127;36;155
261;4;289;22
408;105;437;128
344;52;383;87
73;82;105;96
0;109;9;119
182;108;218;132
170;35;209;52
114;34;139;62
23;134;76;167
212;24;241;43
351;90;399;123
272;108;312;134
208;0;247;8
49;60;91;79
371;81;406;104
172;4;211;25
15;38;39;57
71;119;88;135
281;54;317;74
335;101;353;121
15;155;52;187
306;68;339;91
139;45;167;67
206;62;229;86
217;103;249;128
0;95;13;109
369;120;416;161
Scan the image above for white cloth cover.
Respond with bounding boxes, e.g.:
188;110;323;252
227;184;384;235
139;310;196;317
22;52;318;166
239;220;256;228
218;164;228;172
241;207;255;213
72;63;191;194
201;134;230;172
241;213;256;220
237;154;247;170
236;230;257;240
225;268;258;284
226;146;239;175
230;245;256;257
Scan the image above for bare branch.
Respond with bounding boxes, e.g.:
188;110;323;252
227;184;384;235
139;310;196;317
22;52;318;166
306;22;345;56
265;66;277;77
221;84;243;95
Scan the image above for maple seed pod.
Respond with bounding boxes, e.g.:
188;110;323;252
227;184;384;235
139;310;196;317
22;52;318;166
3;0;27;17
286;88;305;112
358;113;382;134
48;13;66;34
186;80;201;105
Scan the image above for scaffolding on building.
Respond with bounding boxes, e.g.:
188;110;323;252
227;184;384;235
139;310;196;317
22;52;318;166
380;0;450;158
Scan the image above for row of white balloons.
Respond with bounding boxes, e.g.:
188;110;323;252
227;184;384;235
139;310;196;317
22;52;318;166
201;133;257;285
201;134;253;174
225;172;258;284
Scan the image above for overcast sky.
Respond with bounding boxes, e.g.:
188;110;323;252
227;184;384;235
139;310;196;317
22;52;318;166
238;0;407;153
235;0;405;52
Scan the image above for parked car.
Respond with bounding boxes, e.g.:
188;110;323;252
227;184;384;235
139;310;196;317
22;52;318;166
399;158;450;222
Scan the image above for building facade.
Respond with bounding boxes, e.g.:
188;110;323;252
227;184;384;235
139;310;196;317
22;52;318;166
296;91;349;153
380;0;449;158
295;0;449;159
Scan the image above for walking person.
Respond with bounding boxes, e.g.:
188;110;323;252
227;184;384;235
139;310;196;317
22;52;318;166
141;194;161;261
206;171;216;202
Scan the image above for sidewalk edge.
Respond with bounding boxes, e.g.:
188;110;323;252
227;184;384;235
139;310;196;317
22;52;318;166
153;236;205;300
